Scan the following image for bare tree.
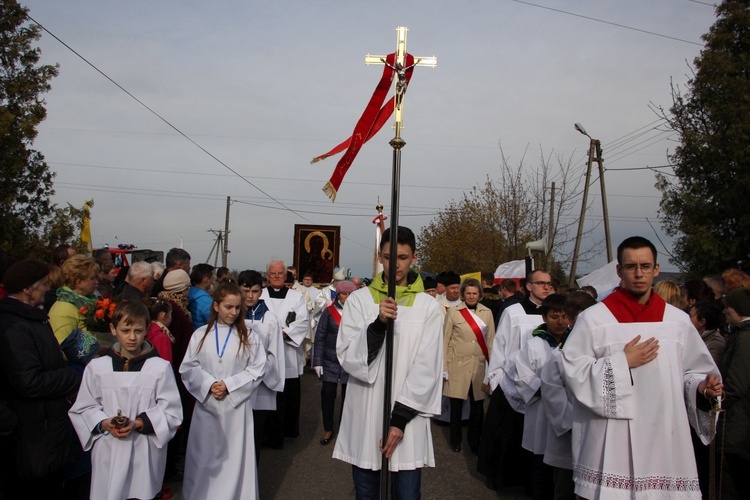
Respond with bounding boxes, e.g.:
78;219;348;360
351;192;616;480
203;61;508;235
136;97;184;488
418;143;601;279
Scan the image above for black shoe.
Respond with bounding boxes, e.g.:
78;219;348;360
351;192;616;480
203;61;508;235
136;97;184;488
451;443;461;452
320;431;334;445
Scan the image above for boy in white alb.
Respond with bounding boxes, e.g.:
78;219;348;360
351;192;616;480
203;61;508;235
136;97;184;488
504;293;570;499
69;301;183;500
333;227;443;499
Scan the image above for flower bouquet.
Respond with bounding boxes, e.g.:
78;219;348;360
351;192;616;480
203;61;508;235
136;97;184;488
79;298;117;333
77;298;117;349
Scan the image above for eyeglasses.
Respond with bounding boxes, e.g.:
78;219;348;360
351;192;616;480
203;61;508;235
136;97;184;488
267;271;285;277
531;281;554;288
620;263;656;274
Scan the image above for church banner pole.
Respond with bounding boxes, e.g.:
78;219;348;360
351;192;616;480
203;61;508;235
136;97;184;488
374;26;436;499
381;130;403;498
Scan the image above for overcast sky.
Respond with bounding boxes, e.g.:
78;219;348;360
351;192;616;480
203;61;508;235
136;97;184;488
23;0;717;278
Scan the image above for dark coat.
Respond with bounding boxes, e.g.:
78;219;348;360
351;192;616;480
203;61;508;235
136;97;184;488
312;304;349;384
720;320;750;461
0;296;81;478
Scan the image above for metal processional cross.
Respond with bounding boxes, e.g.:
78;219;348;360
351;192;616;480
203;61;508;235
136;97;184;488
366;26;436;500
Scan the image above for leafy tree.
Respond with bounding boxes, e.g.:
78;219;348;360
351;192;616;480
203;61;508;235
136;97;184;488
0;0;64;259
655;0;750;274
418;145;592;281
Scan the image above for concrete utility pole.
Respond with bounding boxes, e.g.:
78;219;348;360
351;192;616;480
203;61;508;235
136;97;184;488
223;196;231;268
569;124;612;286
548;181;555;253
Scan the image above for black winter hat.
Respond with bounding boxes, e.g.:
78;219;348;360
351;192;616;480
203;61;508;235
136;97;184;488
2;260;50;294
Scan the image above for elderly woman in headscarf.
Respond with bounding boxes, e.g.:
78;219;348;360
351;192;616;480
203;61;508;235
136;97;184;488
158;269;196;448
0;260;82;497
157;270;193;371
313;280;357;445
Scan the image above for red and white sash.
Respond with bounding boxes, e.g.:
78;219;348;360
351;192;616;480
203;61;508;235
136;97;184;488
327;304;342;325
459;308;489;361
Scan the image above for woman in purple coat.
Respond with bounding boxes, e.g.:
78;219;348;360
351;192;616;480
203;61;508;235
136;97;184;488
313;280;357;445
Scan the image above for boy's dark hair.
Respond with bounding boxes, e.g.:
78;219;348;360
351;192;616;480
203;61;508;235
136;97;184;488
682;279;712;304
237;270;264;288
165;248;191;269
500;279;517;293
379;226;416;253
617;236;657;266
52;244;72;266
526;269;547;284
540;293;567;317
143;297;172;321
481;271;495;287
302;271;314;279
565;291;597;322
93;248;110;263
190;263;215;286
217;266;230;280
692;300;725;331
112;300;150;328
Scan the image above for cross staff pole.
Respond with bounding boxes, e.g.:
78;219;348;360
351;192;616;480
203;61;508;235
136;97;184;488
366;26;436;499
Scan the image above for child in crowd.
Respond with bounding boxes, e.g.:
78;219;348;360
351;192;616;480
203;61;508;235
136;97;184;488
506;293;570;500
238;269;285;463
68;301;183;500
540;291;598;500
179;282;267;499
144;297;175;363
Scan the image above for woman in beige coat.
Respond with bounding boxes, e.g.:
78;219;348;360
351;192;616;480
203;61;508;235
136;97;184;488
443;278;496;453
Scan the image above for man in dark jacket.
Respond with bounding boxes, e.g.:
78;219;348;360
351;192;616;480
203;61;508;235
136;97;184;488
721;287;750;499
0;260;82;497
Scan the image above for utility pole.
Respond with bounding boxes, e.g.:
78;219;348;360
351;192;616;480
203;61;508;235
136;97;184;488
548;182;555;250
594;143;612;262
569;136;594;285
223;196;231;268
207;229;224;267
570;123;612;285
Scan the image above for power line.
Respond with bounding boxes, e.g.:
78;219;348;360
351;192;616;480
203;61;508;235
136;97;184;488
25;14;314;224
606;130;675;164
54;182;440;216
604;164;673;172
512;0;704;46
48;161;473;191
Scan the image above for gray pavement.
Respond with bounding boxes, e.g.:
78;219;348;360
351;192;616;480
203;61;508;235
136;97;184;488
166;367;531;499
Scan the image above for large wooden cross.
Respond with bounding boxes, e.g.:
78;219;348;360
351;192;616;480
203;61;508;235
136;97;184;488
365;27;437;129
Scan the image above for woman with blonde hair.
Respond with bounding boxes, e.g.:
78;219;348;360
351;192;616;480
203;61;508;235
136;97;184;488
654;279;682;309
48;255;100;343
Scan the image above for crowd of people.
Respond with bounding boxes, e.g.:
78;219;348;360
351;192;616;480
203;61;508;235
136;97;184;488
0;232;748;499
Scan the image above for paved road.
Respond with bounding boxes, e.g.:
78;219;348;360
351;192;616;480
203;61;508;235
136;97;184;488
166;367;531;499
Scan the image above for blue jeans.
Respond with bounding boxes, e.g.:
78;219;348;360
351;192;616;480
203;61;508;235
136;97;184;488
352;466;421;500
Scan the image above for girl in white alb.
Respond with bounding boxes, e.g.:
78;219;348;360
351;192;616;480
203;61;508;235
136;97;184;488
180;282;266;499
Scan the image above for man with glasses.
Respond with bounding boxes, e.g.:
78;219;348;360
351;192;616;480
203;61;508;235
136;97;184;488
561;236;722;499
261;260;310;448
479;269;552;490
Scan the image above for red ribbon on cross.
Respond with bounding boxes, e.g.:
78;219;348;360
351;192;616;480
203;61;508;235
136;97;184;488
312;52;416;201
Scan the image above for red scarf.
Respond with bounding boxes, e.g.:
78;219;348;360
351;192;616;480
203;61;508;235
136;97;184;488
312;52;416;201
458;308;489;361
327;303;342;325
603;287;666;323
